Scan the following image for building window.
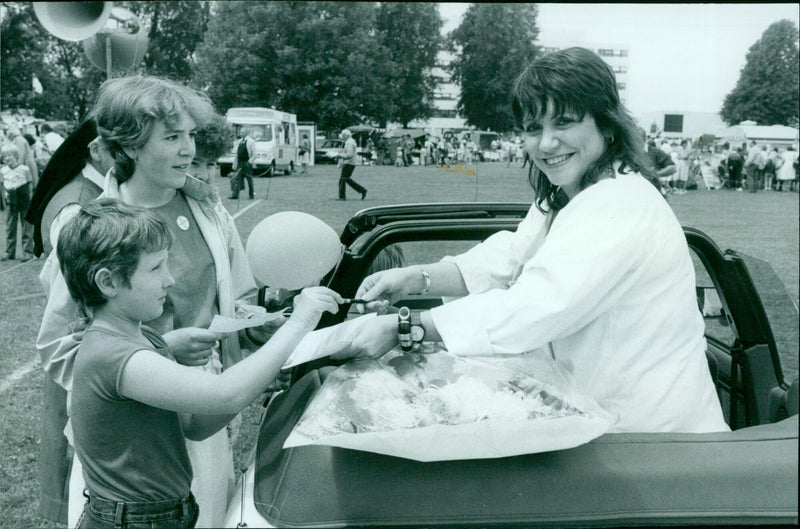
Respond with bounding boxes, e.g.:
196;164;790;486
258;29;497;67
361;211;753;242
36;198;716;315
663;114;684;133
619;49;628;57
433;109;458;119
617;82;626;90
614;65;627;74
598;49;614;56
543;46;560;54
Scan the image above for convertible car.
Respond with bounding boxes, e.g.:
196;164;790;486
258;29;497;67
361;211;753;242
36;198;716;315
225;203;798;528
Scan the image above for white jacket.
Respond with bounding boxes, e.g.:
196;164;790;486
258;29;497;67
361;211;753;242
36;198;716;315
431;170;728;433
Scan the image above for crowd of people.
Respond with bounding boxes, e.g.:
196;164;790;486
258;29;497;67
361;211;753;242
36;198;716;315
0;44;795;529
714;140;799;193
0;121;67;261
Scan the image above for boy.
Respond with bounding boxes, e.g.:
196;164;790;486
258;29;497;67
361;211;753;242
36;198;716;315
1;143;34;261
58;199;341;528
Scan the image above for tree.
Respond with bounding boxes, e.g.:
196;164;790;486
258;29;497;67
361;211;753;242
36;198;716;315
194;1;399;131
376;2;442;127
192;1;280;110
449;4;540;132
1;2;103;120
129;1;211;82
721;19;799;127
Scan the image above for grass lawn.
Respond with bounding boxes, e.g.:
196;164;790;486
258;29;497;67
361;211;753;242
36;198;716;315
1;161;797;528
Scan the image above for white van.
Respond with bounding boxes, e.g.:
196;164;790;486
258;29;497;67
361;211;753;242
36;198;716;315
218;107;298;176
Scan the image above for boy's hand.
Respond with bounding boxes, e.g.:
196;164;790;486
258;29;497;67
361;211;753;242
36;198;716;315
290;287;343;330
245;315;288;345
163;327;227;366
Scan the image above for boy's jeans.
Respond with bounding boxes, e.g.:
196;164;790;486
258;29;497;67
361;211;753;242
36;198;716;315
76;491;198;529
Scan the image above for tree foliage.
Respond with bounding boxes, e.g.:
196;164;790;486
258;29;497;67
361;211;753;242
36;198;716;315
376;3;441;127
1;2;104;120
194;1;440;131
449;4;540;132
129;1;211;82
720;19;800;127
2;1;443;131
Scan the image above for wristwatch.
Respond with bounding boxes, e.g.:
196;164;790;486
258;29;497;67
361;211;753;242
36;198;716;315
410;311;425;348
398;306;413;352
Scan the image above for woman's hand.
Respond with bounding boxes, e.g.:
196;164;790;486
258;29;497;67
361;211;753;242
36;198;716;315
289;286;343;331
331;314;398;360
355;267;423;313
162;327;227;366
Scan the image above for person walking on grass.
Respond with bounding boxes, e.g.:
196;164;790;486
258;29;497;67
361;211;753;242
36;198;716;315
337;129;367;201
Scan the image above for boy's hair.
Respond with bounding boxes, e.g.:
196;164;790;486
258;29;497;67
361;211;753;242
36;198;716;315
57;198;173;317
194;114;232;161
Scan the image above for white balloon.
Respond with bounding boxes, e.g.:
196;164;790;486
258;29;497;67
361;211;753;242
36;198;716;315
246;211;342;290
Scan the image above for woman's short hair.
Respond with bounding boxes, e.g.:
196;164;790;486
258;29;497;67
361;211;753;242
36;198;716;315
90;75;217;183
511;47;655;211
57;198;173;318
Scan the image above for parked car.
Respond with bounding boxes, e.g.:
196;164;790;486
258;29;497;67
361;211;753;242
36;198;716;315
315;139;344;164
226;203;799;528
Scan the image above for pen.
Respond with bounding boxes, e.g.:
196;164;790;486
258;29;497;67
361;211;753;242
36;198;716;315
341;298;370;304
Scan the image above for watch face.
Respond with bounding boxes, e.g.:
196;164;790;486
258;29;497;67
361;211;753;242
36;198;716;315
411;325;425;342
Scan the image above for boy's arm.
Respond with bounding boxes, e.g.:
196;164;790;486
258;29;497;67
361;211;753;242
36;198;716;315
119;319;314;431
178;412;237;441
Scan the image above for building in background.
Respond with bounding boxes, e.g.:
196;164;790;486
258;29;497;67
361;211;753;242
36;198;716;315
408;50;468;136
539;41;630;105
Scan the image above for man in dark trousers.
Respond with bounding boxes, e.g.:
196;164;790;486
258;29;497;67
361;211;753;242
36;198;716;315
337;129;367;200
229;131;255;199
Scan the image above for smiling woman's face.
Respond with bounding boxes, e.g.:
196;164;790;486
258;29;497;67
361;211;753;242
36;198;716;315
129;112;197;190
524;100;607;198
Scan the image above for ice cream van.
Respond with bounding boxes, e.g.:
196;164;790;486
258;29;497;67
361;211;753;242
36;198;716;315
218;107;298;177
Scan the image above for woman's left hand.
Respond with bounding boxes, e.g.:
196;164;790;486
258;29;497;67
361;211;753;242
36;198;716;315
331;314;398;360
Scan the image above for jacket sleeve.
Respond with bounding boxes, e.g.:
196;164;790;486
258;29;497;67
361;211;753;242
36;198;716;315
36;253;86;392
441;203;550;293
431;182;657;357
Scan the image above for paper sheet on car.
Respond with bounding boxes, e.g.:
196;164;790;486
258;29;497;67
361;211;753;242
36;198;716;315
284;347;616;461
282;313;378;369
207;309;288;333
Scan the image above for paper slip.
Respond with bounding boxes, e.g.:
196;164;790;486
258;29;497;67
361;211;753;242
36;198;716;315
208;309;288;333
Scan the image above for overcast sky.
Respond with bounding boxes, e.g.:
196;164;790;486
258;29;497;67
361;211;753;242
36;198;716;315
438;3;800;117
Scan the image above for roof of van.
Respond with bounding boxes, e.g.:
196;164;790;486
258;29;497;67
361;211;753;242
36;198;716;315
225;107;296;123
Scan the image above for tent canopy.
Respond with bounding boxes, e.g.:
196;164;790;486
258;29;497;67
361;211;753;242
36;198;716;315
714;124;798;144
384;128;428;139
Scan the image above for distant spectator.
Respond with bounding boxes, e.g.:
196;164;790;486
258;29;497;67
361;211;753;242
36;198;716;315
642;131;676;196
744;141;766;193
674;139;691;195
337;129;367;200
764;146;778;191
41;124;65;156
402;134;415;166
776;145;798;192
726;148;744;190
299;134;311;174
1;143;34;261
6;125;39;187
